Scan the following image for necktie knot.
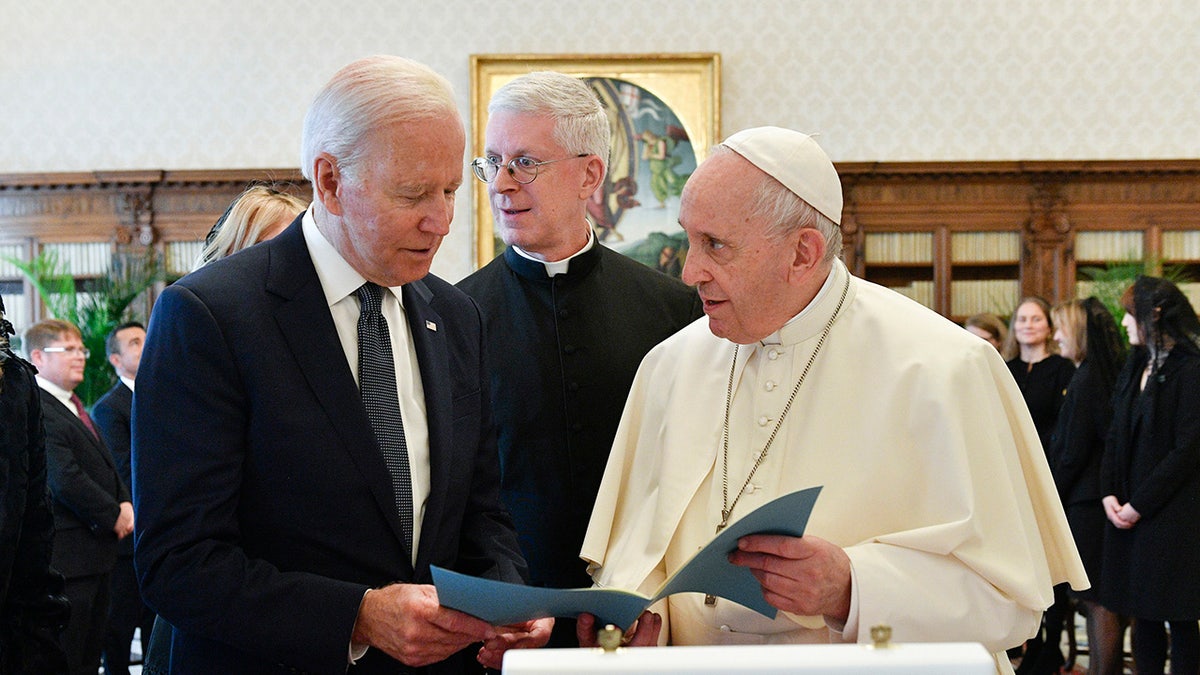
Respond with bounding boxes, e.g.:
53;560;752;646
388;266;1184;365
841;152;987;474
356;282;384;316
70;393;100;440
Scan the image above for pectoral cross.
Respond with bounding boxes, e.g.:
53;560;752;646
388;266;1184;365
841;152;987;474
705;513;732;606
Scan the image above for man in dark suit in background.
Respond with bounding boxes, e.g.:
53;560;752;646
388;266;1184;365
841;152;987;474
92;321;155;674
457;71;702;647
132;55;551;674
26;318;133;675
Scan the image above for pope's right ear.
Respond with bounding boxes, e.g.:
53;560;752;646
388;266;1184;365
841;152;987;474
313;154;344;216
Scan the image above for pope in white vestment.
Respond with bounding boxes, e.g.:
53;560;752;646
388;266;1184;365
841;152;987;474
579;127;1087;675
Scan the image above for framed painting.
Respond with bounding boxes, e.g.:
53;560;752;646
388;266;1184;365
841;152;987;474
470;53;721;276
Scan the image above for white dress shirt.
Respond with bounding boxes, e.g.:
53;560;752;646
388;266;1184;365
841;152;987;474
302;209;431;566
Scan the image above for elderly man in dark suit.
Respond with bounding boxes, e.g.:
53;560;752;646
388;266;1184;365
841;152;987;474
132;55;551;674
26;318;133;675
92;321;155;674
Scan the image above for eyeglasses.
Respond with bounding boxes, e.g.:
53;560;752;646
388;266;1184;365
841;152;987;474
41;346;90;358
470;154;588;185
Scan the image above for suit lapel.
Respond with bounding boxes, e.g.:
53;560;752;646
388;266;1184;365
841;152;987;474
402;280;450;572
42;389;116;468
266;223;414;565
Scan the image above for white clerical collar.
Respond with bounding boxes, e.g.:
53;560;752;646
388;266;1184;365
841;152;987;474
303;207;404;308
759;260;842;347
512;226;594;277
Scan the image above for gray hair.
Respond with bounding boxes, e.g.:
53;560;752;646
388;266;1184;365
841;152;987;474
488;71;610;164
301;55;459;183
712;145;842;262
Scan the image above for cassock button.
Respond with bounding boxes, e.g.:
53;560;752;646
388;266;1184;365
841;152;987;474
568;382;580;392
558;309;569;319
757;416;770;427
571;423;583;433
563;345;577;354
767;349;781;360
765;380;777;392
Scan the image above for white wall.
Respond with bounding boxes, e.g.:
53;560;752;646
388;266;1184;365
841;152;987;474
4;0;1197;281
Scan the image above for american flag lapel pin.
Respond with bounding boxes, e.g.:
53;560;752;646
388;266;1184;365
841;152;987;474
426;320;437;331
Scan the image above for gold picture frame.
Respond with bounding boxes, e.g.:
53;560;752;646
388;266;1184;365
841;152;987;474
469;53;721;270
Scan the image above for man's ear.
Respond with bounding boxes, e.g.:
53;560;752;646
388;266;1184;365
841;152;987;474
792;227;827;272
579;155;606;199
312;153;344;216
108;353;122;370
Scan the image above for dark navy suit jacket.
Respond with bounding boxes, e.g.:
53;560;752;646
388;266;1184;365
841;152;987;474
132;218;526;674
92;381;134;556
41;388;127;579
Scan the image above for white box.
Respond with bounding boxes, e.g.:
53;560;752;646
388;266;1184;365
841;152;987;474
503;642;994;674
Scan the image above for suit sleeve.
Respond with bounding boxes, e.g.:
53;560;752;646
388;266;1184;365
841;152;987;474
43;405;121;532
91;397;132;501
450;296;528;584
133;283;368;673
1130;361;1200;519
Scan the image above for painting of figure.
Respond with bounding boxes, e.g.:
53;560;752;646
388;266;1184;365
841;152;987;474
584;77;697;278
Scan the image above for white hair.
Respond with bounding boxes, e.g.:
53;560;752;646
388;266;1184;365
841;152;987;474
488;71;610;164
301;55;459;183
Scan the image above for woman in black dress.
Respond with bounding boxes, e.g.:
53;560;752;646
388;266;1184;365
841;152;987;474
1004;297;1078;449
1101;277;1200;675
1049;297;1127;675
1004;296;1077;675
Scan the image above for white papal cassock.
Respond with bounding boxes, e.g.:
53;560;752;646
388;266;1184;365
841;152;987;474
581;259;1088;675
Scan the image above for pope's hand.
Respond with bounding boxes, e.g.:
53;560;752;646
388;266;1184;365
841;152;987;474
728;534;852;623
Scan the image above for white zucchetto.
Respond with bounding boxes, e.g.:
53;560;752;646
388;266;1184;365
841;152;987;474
721;126;843;225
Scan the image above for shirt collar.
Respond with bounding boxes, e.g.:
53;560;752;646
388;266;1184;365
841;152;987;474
511;226;595;277
302;207;405;307
120;375;136;392
759;259;846;347
35;375;74;409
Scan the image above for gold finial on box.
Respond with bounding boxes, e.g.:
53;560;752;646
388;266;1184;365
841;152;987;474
870;624;893;649
598;624;623;652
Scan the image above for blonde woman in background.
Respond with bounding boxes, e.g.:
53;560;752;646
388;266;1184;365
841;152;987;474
1003;296;1077;675
1048;298;1128;675
197;185;308;266
964;312;1007;352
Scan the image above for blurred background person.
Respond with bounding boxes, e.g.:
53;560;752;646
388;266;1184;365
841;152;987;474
0;296;69;674
26;318;132;675
1004;297;1076;449
197;185;307;265
1003;296;1076;675
965;311;1007;352
1101;276;1200;675
92;321;154;675
1048;297;1128;675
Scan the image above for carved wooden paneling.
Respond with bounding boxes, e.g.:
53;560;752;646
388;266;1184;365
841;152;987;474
0;169;309;325
840;159;1200;318
5;162;1200;322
